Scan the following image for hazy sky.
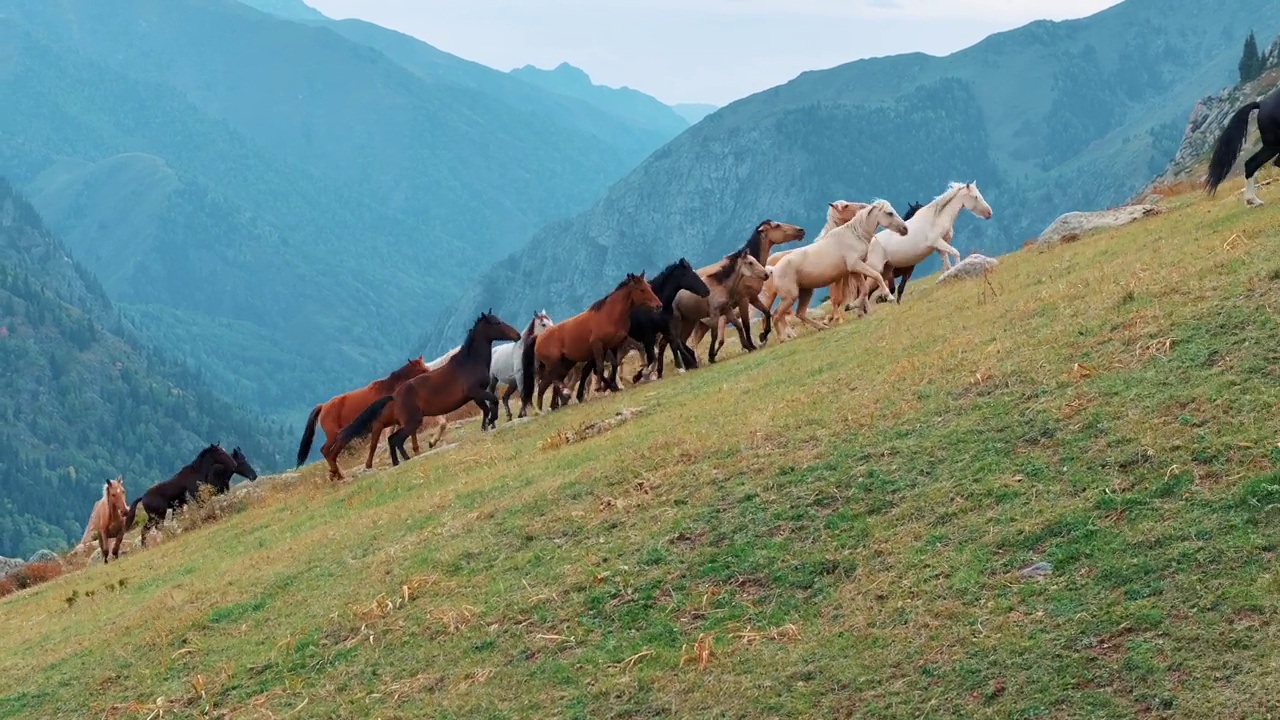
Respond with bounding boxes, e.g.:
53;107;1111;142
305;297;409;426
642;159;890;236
306;0;1123;105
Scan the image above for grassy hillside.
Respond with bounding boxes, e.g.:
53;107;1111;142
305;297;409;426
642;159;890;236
423;0;1280;352
1;0;673;420
2;178;1278;716
0;180;287;558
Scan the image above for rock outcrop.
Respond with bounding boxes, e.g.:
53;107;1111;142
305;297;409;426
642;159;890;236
936;254;999;284
1037;205;1164;246
1143;34;1280;193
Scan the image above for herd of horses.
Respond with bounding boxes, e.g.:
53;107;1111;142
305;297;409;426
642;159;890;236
76;88;1275;565
296;180;994;482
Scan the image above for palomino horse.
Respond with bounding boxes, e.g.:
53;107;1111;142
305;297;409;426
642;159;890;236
1205;84;1280;207
588;258;710;390
296;356;430;470
687;219;806;355
330;312;520;477
489;310;555;422
521;273;663;414
853;182;992;315
763;199;909;339
125;444;253;546
836;200;953;308
90;477;128;563
664;249;771;367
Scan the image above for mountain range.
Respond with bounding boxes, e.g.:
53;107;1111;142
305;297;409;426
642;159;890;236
421;0;1280;351
0;179;287;558
1;0;690;422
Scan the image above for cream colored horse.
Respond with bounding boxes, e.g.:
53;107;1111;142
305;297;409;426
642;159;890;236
854;181;993;314
764;200;908;340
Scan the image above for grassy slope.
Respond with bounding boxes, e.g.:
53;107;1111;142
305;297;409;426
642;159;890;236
1;180;1279;718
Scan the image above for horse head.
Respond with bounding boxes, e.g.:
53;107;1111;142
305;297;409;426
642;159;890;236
231;447;259;482
827;200;866;230
959;181;993;220
863;199;909;236
676;258;711;298
475;310;521;344
104;477;126;508
902;201;925;222
757;219;805;248
625;272;663;311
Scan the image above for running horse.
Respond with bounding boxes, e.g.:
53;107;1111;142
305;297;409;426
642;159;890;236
1205;84;1280;207
295;356;430;472
520;273;663;414
91;477;128;564
125;444;256;546
489;310;555;422
330;312;521;478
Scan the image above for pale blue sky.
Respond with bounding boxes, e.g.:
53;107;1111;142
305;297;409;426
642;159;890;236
306;0;1122;106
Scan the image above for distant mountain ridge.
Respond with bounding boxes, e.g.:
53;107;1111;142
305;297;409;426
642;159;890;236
422;0;1280;352
510;62;691;138
671;103;718;125
0;179;287;557
2;0;680;422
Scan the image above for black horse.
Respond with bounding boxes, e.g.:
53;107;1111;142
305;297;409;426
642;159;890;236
1206;84;1280;207
124;444;258;546
611;258;710;388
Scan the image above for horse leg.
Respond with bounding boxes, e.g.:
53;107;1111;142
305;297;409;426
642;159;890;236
795;289;827;330
111;531;123;559
473;384;500;430
895;265;916;302
98;532;109;565
751;293;773;345
771;294;795;342
411;430;421;455
501;383;517;422
731;302;755;352
930;239;962;271
848;258;896;304
1244;145;1279;206
364;420;384;470
707;313;722;363
428;417;447;448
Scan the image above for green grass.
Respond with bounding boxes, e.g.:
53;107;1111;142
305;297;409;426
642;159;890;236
2;182;1279;718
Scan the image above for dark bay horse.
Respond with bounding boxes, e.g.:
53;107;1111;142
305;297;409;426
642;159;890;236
594;258;709;389
296;356;430;469
1206;84;1280;207
125;444;257;546
521;273;663;414
330;312;520;478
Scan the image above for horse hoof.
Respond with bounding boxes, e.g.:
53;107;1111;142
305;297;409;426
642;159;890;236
1247;197;1264;207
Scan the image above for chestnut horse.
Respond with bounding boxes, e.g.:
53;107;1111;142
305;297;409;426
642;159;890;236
296;356;430;471
330;312;521;478
520;273;663;414
89;477;128;563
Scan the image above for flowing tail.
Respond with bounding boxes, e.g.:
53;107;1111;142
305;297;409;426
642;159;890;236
336;396;394;448
520;334;538;408
124;498;142;531
1205;101;1262;195
296;404;322;467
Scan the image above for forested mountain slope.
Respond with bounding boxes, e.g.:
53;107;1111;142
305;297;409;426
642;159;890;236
2;0;670;419
422;0;1280;351
0;180;286;558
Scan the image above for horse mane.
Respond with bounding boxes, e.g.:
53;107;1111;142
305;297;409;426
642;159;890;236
459;313;488;358
709;249;747;283
522;314;538;341
930;182;970;209
588;276;635;312
648;259;684;290
739;220;772;258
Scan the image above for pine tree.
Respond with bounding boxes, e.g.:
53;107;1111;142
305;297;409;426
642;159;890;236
1239;32;1263;83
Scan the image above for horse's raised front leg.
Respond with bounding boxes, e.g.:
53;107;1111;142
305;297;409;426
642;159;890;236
734;298;757;352
751;293;773;345
848;258;896;304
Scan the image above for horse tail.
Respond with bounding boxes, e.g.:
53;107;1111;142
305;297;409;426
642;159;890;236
296;404;322;467
124;498;142;531
337;396;394;447
1205;101;1261;195
520;334;538;408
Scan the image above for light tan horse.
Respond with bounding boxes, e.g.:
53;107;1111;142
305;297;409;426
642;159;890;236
688;219;806;355
665;249;772;365
762;199;908;340
766;201;866;271
87;477;129;564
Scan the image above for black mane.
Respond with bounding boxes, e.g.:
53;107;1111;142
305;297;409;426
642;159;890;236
739;220;772;260
709;249;747;283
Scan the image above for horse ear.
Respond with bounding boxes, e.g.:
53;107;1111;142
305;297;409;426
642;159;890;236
639;270;646;280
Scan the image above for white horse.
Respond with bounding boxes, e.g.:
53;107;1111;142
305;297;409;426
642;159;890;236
489;310;554;421
764;199;909;340
855;181;993;312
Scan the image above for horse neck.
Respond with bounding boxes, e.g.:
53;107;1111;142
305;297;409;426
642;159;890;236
921;191;965;239
596;288;637;324
650;275;683;310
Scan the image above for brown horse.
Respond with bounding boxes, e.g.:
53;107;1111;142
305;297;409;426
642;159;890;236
296;356;430;473
687;219;806;356
520;273;663;414
330;312;521;478
664;249;771;367
87;477;128;563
